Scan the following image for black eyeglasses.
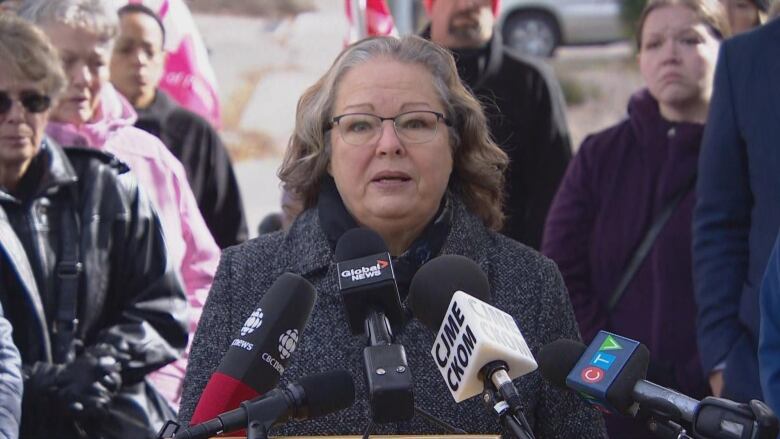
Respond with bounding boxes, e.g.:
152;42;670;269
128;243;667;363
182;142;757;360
328;111;452;145
0;90;52;115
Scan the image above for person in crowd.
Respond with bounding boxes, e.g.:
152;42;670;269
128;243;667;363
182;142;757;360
694;12;780;403
110;3;247;249
0;302;21;439
760;232;780;415
178;35;606;437
421;0;571;250
17;0;220;411
542;0;728;436
771;0;780;17
0;14;187;437
720;0;769;34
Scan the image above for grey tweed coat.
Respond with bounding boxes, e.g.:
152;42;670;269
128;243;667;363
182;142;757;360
179;198;607;438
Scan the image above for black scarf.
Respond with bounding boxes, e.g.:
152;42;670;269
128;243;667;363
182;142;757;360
317;175;452;300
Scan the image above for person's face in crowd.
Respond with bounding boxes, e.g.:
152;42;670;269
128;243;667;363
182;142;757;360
722;0;762;34
42;22;111;125
328;58;453;247
0;70;50;175
430;0;495;48
110;12;165;109
639;5;720;123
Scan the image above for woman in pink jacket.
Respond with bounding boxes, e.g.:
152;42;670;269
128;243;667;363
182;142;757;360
18;0;221;411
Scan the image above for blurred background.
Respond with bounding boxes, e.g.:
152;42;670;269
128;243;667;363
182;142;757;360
181;0;646;237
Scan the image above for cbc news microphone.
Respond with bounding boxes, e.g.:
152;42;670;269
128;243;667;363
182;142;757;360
189;272;317;426
537;332;780;439
175;370;356;439
408;255;538;439
335;228;413;423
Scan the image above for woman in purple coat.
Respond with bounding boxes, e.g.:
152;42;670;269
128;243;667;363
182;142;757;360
541;0;729;437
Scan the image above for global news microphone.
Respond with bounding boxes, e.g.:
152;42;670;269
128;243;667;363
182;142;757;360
178;35;606;437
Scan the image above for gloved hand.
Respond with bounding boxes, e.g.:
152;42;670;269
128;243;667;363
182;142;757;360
24;343;123;417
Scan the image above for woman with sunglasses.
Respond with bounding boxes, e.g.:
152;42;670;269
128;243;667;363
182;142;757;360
17;0;221;413
0;13;187;439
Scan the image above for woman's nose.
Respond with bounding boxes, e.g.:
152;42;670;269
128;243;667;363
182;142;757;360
375;120;404;155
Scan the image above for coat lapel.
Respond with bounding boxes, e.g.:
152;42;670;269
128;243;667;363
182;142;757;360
0;206;52;362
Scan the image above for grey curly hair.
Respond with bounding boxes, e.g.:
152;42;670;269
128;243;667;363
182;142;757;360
278;35;509;230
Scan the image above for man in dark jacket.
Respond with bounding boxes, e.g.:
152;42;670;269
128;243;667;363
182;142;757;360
694;18;780;403
422;0;572;249
110;4;247;248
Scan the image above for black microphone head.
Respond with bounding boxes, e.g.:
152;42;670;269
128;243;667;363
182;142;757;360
407;254;491;330
216;272;317;393
335;227;388;262
296;370;355;419
537;339;587;388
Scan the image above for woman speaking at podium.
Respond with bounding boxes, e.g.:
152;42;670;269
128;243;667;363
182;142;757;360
179;35;606;437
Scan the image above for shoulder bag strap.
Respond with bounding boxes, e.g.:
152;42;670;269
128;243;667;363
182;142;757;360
606;174;697;313
52;185;82;364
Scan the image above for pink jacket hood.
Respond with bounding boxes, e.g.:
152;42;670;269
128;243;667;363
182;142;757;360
46;84;137;149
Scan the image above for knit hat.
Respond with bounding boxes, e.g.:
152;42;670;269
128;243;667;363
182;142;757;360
423;0;501;16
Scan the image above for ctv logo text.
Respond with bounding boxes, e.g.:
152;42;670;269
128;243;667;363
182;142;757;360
579;335;622;384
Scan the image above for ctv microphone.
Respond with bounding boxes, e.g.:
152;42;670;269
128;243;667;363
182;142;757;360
189;272;317;426
537;332;780;439
174;370;355;439
335;228;413;423
407;255;537;439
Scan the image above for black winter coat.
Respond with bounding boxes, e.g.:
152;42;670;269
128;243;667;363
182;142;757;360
178;197;606;438
0;139;188;438
135;91;248;248
423;28;572;249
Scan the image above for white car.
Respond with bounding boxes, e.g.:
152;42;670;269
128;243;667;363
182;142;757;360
499;0;627;57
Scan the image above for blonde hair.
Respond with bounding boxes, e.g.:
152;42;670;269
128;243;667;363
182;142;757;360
0;14;66;99
278;35;509;230
635;0;731;48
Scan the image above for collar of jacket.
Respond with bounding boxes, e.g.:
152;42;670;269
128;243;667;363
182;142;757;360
0;138;78;203
135;90;179;128
627;89;704;151
277;194;493;280
420;24;503;91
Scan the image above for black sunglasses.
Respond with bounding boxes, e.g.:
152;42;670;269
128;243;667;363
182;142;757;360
0;90;52;115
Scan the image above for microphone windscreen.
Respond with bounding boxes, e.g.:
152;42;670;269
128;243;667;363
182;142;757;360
537;339;587;388
298;370;356;418
408;254;491;330
335;228;388;262
191;272;317;424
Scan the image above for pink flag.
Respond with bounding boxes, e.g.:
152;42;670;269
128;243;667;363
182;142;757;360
344;0;397;44
128;0;222;128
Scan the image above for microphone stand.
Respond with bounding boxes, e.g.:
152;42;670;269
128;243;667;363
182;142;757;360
480;362;535;439
362;309;414;423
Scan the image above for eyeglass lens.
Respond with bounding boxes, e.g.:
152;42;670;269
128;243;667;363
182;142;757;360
0;91;51;115
337;111;442;145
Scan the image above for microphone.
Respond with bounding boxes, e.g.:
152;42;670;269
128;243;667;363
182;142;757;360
189;272;317;425
174;370;356;439
334;227;413;423
407;255;537;439
408;255;538;402
537;332;780;439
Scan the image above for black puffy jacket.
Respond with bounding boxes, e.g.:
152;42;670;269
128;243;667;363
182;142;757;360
0;139;188;438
